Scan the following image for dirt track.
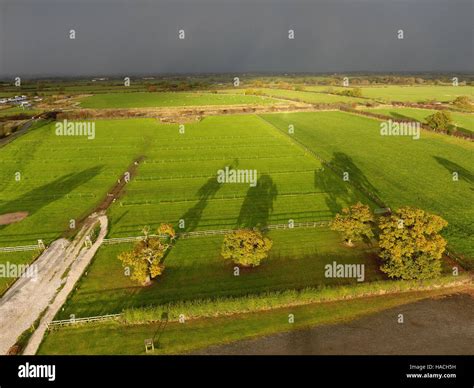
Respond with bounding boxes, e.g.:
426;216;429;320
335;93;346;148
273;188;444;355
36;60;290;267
194;291;474;355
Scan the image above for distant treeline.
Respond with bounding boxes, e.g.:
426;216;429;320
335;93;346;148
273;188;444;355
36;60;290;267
1;74;473;97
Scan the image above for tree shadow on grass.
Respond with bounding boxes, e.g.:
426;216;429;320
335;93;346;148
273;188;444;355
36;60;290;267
315;152;379;213
434;156;474;187
388;111;420;122
237;174;278;229
0;165;104;232
159;169;226;265
314;167;352;214
179;173;225;233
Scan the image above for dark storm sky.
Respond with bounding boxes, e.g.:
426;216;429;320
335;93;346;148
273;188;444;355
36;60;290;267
0;0;472;78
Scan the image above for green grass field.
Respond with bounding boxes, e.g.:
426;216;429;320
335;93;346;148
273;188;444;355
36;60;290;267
361;107;474;133
219;88;366;104
2;110;472;327
0;114;369;300
1;111;471;269
1;80;472;357
39;288;452;355
261;111;474;258
79;92;277;108
106;114;367;237
305;85;474;103
0;119;187;248
57;228;383;319
51;113;378;318
0;119;155;247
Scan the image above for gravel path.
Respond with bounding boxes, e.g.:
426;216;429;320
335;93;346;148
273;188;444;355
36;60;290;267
0;214;108;355
0;239;70;354
194;291;474;355
23;215;108;355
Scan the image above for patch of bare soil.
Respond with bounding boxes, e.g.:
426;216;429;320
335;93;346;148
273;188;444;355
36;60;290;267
0;211;28;225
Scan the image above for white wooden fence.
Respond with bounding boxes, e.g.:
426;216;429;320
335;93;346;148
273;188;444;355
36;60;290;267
0;244;39;253
0;221;331;251
47;313;122;329
103;221;331;245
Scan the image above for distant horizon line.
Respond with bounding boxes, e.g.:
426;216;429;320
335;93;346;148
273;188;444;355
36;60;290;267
1;70;473;82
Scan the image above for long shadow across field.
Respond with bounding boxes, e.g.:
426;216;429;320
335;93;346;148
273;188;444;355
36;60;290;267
329;152;379;197
178;161;242;232
434;156;474;187
315;152;379;212
0;166;103;233
237;174;278;229
314;167;353;213
158;170;225;266
179;175;223;232
388;111;420;122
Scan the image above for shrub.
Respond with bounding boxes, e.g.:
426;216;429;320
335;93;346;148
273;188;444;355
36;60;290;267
425;111;452;131
453;96;472;111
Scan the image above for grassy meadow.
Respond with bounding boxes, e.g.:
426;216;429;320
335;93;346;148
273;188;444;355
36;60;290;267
305;85;474;103
219;88;366;104
106;114;367;238
79;92;277;109
0;80;471;356
0;119;155;247
0;106;42;117
261;111;474;258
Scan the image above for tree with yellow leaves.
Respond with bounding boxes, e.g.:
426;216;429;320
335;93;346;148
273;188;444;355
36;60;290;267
378;207;448;280
331;202;374;247
157;223;176;243
118;224;175;286
221;229;272;267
